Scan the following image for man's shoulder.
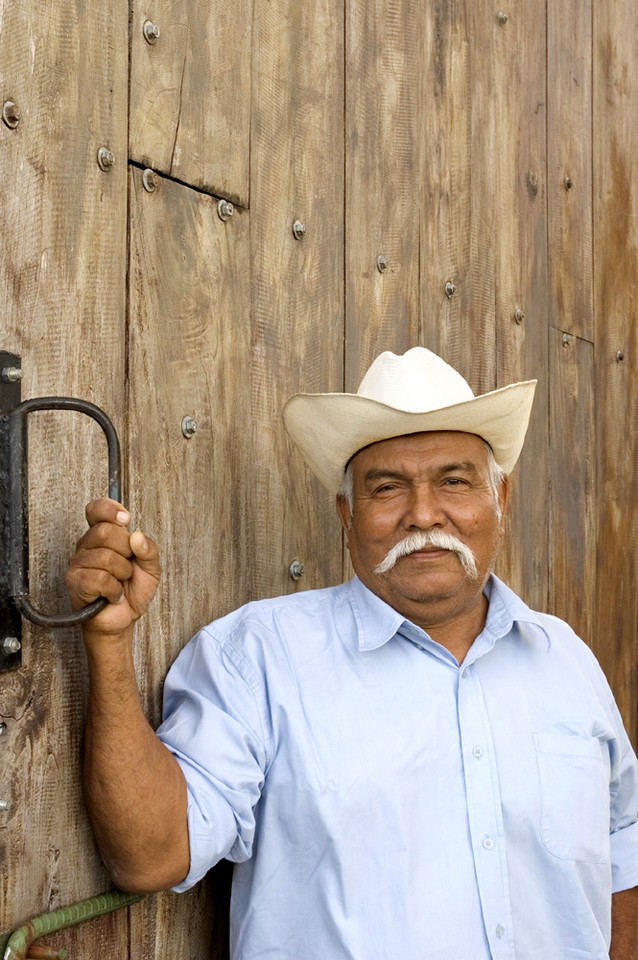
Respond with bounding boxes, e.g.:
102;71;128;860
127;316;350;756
200;580;353;644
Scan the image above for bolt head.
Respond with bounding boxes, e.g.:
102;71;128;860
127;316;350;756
292;220;306;240
217;199;234;222
289;560;304;581
514;308;525;325
445;281;456;298
143;20;160;44
564;176;574;190
497;11;508;24
142;168;158;192
377;255;389;273
181;416;198;439
1;366;24;382
1;637;21;654
0;799;12;812
97;147;115;171
2;100;21;129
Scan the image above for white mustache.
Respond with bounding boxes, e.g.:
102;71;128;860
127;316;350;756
374;530;478;578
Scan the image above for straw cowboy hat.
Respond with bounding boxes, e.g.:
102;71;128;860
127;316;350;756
282;347;537;495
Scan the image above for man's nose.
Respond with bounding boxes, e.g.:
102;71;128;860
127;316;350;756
403;484;445;529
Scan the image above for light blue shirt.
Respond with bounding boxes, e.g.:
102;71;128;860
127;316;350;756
157;575;638;959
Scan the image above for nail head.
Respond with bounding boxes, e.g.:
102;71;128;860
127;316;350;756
142;168;158;192
497;11;508;24
289;560;304;581
97;147;115;171
564;176;574;191
377;255;389;273
181;416;198;439
445;281;456;298
143;20;160;44
292;220;306;241
2;100;21;129
562;333;571;347
616;350;625;363
217;199;234;222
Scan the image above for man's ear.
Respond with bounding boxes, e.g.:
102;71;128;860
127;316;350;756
336;494;353;533
497;475;510;532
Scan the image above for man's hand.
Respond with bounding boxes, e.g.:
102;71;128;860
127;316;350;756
65;498;160;636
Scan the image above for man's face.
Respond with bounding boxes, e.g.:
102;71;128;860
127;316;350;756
336;431;508;632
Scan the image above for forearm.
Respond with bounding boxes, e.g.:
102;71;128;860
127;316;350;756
611;887;638;960
83;627;190;893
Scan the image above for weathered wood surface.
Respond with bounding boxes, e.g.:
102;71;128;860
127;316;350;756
593;0;638;741
127;167;251;956
0;0;129;955
129;0;252;206
249;0;345;599
345;0;422;387
547;0;593;343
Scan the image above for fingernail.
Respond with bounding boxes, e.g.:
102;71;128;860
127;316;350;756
116;511;130;524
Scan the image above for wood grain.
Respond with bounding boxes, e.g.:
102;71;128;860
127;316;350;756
593;0;638;742
249;0;345;600
129;0;252;206
0;0;129;950
345;0;422;387
127;167;252;957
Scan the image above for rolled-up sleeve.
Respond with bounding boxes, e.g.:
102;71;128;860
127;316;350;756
156;626;272;892
610;739;638;892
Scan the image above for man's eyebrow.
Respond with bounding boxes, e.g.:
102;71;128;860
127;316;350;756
434;460;480;475
362;461;480;484
362;468;409;484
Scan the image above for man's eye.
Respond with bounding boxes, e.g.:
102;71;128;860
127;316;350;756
444;477;467;487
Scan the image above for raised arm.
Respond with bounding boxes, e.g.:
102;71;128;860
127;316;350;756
66;498;190;892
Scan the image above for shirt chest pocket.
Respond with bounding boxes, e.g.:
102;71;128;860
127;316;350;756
533;732;611;863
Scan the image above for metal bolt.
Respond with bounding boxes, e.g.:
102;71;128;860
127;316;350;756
1;366;24;382
0;799;11;812
514;308;525;325
217;199;234;222
181;416;198;439
377;255;389;273
143;20;161;44
562;333;571;347
497;11;508;24
616;350;625;363
142;168;158;192
289;560;304;581
2;637;21;655
2;100;21;129
0;723;6;736
292;220;306;241
97;147;115;172
445;281;456;298
564;176;573;190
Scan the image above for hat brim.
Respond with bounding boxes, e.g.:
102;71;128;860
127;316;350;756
282;380;537;494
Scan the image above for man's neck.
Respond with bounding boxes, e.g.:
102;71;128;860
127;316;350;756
410;590;490;665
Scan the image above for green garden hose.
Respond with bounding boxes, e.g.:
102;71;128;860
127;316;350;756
1;891;144;960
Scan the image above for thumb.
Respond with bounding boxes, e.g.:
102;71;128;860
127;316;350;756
129;530;161;581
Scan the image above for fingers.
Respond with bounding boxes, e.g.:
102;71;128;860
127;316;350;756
85;498;130;529
64;565;128;608
129;531;161;581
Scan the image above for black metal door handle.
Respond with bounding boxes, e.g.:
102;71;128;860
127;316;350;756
7;397;121;628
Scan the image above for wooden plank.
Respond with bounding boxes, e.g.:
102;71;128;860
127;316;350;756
249;0;345;599
547;0;593;343
0;0;129;951
491;2;549;610
345;0;422;387
593;0;638;744
418;3;497;394
548;330;595;641
129;0;251;206
127;167;252;958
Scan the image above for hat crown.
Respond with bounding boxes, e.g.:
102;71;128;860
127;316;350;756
357;347;475;413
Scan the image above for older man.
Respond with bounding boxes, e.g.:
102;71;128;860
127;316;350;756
66;348;638;959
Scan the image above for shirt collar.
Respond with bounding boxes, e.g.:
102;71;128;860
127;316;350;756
347;573;552;653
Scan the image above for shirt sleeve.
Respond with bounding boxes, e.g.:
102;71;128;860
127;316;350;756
608;719;638;893
156;624;272;892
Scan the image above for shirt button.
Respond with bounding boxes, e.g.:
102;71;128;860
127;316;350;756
472;745;484;758
495;924;505;939
482;837;495;850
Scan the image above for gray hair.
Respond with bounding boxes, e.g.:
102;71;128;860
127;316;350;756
337;438;506;512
